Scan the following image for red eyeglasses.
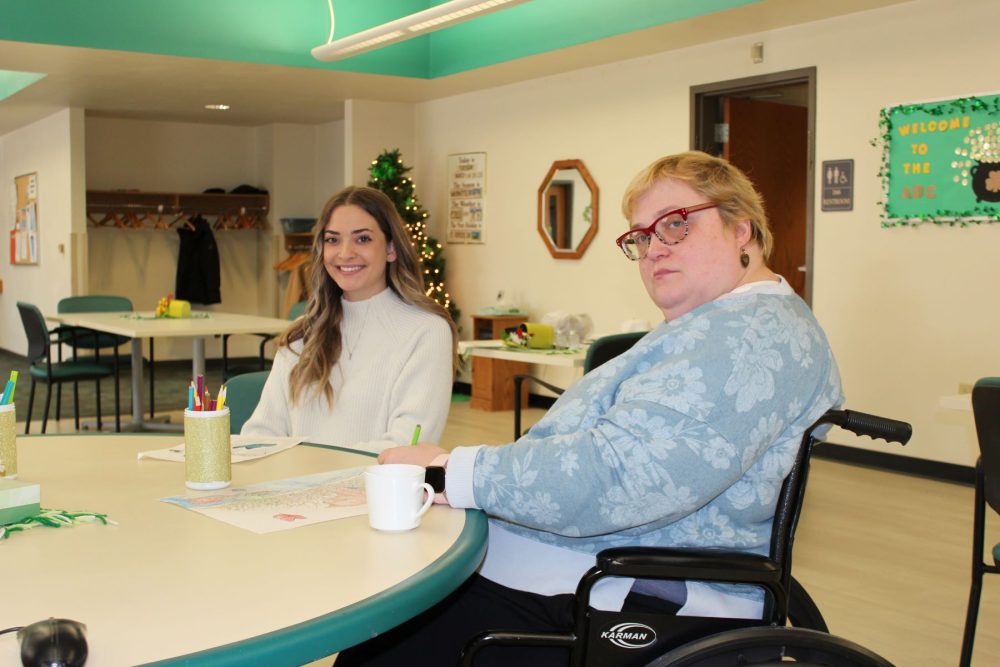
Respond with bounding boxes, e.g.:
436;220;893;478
615;202;718;260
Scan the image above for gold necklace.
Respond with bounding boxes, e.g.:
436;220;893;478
344;302;371;360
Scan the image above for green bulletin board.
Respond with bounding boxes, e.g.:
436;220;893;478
879;93;1000;226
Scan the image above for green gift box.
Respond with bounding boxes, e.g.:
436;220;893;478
0;478;40;525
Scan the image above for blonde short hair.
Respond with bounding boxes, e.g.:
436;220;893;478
620;151;773;259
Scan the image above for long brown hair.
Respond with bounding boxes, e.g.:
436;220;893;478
279;186;457;406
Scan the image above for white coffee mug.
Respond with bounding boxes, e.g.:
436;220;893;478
364;464;435;532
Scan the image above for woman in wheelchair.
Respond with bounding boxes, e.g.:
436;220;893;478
339;152;843;666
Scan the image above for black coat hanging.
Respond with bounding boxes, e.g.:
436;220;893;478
175;215;221;305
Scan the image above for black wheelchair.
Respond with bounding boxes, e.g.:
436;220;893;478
461;409;912;667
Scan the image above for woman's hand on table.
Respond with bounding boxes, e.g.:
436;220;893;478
378;443;448;466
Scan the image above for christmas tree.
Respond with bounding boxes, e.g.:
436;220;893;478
368;149;460;324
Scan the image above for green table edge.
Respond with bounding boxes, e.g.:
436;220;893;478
127;442;489;667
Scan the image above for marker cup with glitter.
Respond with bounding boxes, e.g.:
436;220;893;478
183;407;231;490
0;403;16;479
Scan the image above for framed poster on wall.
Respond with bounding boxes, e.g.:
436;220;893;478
879;93;1000;226
447;152;485;244
11;172;39;264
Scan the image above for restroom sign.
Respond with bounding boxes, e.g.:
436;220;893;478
821;160;853;211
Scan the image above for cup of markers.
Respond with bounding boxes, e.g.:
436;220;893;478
0;371;19;479
183;376;230;490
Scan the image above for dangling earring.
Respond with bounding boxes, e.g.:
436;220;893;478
740;247;750;268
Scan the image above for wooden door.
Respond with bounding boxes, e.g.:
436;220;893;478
723;96;808;299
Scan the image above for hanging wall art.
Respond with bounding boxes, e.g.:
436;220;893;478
877;93;1000;227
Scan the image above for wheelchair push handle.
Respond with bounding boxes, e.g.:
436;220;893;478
811;409;912;446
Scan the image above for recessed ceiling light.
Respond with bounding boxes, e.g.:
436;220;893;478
204;103;230;111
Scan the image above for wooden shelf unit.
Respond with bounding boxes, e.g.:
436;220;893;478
470;314;529;412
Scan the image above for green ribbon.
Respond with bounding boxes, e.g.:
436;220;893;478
0;508;113;540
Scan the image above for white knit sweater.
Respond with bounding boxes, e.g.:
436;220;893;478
241;287;454;453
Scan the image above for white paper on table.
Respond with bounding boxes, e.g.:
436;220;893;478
137;435;305;463
160;467;368;533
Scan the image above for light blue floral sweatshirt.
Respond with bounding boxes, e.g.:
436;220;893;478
450;283;842;611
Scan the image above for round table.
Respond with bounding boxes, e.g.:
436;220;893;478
0;434;486;666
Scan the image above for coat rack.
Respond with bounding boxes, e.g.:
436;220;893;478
86;190;270;230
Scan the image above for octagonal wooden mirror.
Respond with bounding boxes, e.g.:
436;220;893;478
537;159;598;259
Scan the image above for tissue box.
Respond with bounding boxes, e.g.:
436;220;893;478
0;479;40;525
167;299;192;318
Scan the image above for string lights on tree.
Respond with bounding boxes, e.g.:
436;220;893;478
368;149;460;323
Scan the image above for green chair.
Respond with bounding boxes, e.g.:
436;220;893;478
959;378;1000;667
225;370;270;435
55;295;134;431
512;331;647;439
221;301;304;381
17;301;117;434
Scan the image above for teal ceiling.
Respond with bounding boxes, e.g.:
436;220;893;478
0;0;760;79
0;69;45;102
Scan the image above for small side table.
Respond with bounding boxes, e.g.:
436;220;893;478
470;314;528;411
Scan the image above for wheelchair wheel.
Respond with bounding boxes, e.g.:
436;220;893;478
789;576;829;632
644;626;894;667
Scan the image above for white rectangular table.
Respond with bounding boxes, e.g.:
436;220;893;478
458;341;588;411
458;340;588;368
46;311;291;429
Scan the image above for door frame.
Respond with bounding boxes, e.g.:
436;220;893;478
690;67;817;305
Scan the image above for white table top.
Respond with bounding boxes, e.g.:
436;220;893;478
46;310;292;339
459;340;587;368
939;393;972;411
0;435;486;666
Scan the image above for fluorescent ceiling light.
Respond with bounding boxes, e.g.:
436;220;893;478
312;0;531;62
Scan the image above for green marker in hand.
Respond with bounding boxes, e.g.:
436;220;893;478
410;424;422;446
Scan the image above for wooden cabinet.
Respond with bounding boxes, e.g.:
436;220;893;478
470;315;529;412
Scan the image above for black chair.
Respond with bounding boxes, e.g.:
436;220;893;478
17;301;117;434
461;409;912;667
514;331;647;439
959;377;1000;667
221;300;304;381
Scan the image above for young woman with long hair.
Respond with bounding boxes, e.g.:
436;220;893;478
241;186;457;453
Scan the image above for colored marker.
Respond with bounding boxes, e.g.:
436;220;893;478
187;384;195;411
410;424;422;446
216;385;227;411
1;371;16;405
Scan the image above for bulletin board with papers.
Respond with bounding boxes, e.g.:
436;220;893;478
11;172;39;264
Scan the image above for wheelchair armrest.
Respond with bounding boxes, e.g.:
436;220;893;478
594;546;780;585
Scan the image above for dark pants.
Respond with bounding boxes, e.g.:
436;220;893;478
334;574;682;667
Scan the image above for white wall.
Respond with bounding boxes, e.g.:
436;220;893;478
255;123;319;319
80;118;337;362
414;0;1000;466
344;100;416;187
314;119;345;213
85;117;268;360
0;108;84;355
